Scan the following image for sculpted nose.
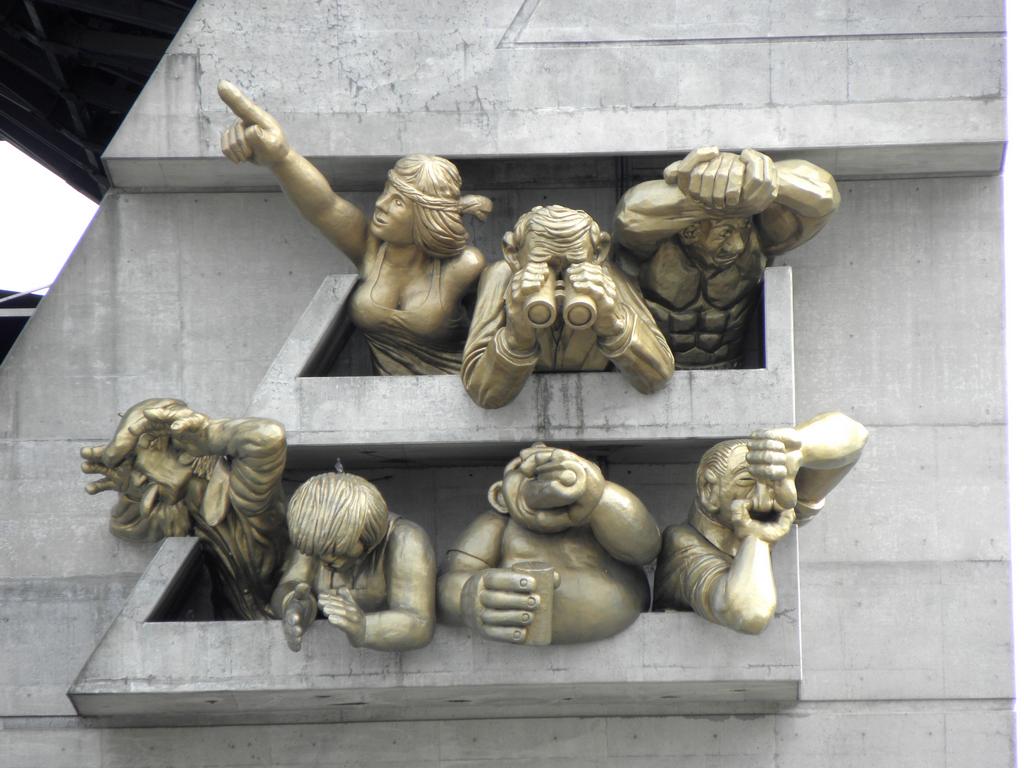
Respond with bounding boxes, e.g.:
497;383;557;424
724;232;745;254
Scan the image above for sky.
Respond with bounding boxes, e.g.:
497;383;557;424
0;141;99;295
0;15;1021;756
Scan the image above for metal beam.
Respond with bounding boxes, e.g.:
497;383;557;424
0;26;64;92
20;0;103;176
0;67;77;134
0;104;99;174
34;0;183;34
60;25;170;60
75;76;136;113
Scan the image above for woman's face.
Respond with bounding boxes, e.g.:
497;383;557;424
371;182;416;246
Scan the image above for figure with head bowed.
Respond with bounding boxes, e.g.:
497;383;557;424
270;467;435;653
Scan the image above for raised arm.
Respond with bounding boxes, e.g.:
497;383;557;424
515;445;660;565
218;81;370;267
755;159;840;255
614;147;839;258
138;403;287;517
588;482;662;566
789;411;869;521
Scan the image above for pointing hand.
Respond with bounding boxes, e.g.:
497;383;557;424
218;80;290;167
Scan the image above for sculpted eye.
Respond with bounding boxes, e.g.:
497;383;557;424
394;197;405;208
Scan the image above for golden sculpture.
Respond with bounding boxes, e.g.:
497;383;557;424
438;443;661;644
653;412;868;633
81;399;289;619
461;204;675;408
614;147;840;369
270;467;435;652
219;80;492;375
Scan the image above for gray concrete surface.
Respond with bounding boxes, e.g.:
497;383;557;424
249;268;792;465
0;0;1011;764
101;0;1005;188
69;537;801;724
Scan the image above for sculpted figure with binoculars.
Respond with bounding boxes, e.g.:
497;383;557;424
461;204;675;409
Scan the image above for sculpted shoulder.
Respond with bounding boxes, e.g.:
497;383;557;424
446;246;487;292
660;523;710;555
389;516;432;550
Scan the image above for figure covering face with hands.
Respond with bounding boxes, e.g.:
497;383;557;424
614;147;840;369
653;412;868;634
461;204;674;409
81;399;289;619
271;468;435;652
219;81;492;375
438;443;661;645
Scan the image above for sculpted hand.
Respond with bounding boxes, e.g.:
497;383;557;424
281;582;317;652
319;588;366;647
747;428;803;513
663;146;778;214
80;446;132;495
518;446;605;523
734;148;779;214
504;262;549;352
218;80;290;167
729;499;795;544
460;568;544;644
564;262;626;339
82;397;184;468
141;404;213;458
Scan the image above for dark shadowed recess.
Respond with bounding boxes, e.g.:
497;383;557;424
0;0;197;201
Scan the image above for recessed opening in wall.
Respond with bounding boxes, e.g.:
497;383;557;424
301;281;767;378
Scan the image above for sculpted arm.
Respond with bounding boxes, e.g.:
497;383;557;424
271;548;317;618
596;267;674;392
515;446;660;565
437;511;506;626
588;482;661;566
707;507;791;634
616;148;839;259
199;417;287;517
613;179;709;258
696;411;867;630
755;159;840;255
360;520;436;651
461;262;538;409
218;81;369;266
789;411;869;522
656;512;790;635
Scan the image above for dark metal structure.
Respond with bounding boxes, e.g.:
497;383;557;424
1;0;196;201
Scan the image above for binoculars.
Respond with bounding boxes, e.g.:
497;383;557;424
523;262;597;331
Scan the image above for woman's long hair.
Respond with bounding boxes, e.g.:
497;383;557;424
387;154;492;259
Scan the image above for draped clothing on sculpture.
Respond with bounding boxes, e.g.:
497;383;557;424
348;243;469;375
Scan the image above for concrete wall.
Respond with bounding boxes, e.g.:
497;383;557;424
0;0;1010;765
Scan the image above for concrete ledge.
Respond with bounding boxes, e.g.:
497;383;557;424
68;536;802;725
248;268;794;467
103;143;1006;193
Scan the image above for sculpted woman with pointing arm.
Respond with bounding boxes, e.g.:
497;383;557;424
219;81;491;375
